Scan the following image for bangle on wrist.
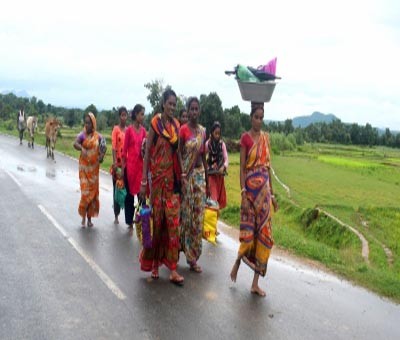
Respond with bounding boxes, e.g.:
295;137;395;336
241;188;246;194
181;173;187;177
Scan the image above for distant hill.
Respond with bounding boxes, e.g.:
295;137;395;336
292;111;339;128
1;89;30;98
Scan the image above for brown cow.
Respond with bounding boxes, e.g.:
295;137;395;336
45;117;61;160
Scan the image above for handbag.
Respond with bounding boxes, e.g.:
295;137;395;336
202;199;219;245
134;202;152;249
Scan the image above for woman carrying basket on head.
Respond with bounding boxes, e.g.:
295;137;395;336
230;103;278;297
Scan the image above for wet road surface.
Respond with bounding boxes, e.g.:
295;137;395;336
0;133;399;340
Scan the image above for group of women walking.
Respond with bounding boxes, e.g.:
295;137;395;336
73;89;278;296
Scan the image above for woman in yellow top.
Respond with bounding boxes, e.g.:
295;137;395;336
230;103;278;297
73;112;107;228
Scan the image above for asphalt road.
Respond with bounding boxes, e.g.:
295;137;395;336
0;133;399;340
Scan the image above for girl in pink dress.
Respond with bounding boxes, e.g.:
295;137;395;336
122;104;147;229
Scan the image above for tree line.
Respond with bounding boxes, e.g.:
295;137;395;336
1;81;399;150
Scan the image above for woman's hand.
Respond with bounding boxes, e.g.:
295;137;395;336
99;152;105;163
206;182;210;198
139;180;147;201
218;166;225;175
271;195;279;212
81;147;87;157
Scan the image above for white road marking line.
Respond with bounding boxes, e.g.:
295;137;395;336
38;204;127;300
5;170;22;187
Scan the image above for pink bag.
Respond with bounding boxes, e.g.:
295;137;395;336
258;57;277;76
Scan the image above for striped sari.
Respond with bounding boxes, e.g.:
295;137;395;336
239;132;274;277
180;125;206;265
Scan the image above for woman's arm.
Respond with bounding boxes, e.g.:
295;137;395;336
178;131;185;177
268;167;279;212
202;149;209;197
222;141;229;169
239;143;249;208
111;127;118;168
73;132;84;151
121;128;130;176
139;127;155;198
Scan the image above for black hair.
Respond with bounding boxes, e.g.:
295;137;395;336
250;102;264;117
211;121;221;134
161;89;177;111
250;106;264;117
186;96;200;111
131;104;145;121
179;108;187;116
118;106;128;116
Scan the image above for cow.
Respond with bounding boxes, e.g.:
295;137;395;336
45;117;61;160
26;116;38;149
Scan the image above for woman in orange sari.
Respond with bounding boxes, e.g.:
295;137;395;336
139;89;184;286
74;112;107;228
230;104;278;297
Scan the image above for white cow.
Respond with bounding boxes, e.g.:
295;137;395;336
26;116;38;148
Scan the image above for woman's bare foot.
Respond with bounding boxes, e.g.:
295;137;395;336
230;258;241;282
114;217;119;225
87;219;93;227
81;217;86;227
251;285;266;297
127;223;133;229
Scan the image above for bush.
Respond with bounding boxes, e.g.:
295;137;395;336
225;138;240;153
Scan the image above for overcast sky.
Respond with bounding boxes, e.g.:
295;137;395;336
1;0;399;129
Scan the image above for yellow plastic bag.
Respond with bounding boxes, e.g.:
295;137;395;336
203;207;218;244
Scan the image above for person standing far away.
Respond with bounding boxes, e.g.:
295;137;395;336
205;121;228;209
17;106;26;145
179;108;188;126
178;97;209;273
139;89;184;286
110;107;128;224
121;104;147;230
230;103;279;297
73;112;107;228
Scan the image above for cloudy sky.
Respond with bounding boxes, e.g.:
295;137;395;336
1;0;399;129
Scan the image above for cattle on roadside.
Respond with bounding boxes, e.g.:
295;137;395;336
26;116;38;149
45;117;61;160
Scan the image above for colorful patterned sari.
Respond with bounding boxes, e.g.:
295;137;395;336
239;132;273;276
78;115;101;219
140;114;181;271
180;125;206;265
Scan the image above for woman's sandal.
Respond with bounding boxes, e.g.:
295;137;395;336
190;264;202;273
151;269;159;280
169;273;184;286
